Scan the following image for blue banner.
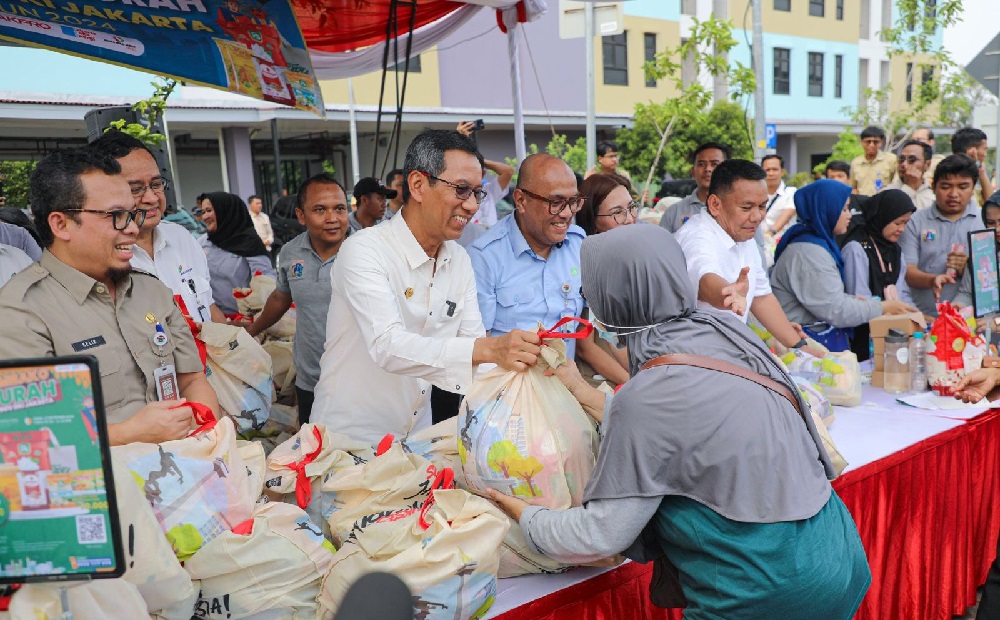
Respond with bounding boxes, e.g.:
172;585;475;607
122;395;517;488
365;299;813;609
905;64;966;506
0;0;324;115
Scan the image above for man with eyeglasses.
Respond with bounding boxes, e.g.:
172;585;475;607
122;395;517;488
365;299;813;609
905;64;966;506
468;153;586;359
887;140;935;210
90;130;226;324
0;147;220;445
310;129;541;444
675;160;821;355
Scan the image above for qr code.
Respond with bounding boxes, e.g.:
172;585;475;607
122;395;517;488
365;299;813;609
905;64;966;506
76;514;107;544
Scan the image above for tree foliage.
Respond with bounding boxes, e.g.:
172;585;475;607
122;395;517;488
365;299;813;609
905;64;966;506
846;0;970;150
106;78;177;147
617;101;752;180
812;129;865;176
0;160;38;208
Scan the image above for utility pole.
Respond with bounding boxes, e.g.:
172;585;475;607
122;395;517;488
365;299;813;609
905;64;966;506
751;0;767;161
584;1;596;172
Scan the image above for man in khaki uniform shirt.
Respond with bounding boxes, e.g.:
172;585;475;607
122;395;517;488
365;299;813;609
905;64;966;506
888;140;935;210
0;148;219;445
851;126;897;196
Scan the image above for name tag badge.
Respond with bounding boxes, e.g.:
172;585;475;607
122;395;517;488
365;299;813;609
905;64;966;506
922;228;937;242
154;364;179;401
71;336;107;352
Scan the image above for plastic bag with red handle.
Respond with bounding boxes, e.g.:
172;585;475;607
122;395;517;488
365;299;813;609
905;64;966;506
927;301;987;395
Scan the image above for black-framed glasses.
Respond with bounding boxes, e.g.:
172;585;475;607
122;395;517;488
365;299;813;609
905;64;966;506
63;208;147;231
129;178;169;198
596;201;639;224
420;172;486;204
518;187;585;215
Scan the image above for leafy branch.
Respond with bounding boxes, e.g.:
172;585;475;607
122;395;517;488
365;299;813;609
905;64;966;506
106;78;177;147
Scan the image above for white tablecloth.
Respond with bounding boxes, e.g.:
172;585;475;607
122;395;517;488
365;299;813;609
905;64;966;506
486;385;968;617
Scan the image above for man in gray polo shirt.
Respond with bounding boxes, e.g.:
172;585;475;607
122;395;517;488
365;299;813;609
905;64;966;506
248;173;348;423
659;142;729;233
901;154;982;317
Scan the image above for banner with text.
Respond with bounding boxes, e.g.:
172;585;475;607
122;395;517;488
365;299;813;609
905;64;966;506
0;0;324;115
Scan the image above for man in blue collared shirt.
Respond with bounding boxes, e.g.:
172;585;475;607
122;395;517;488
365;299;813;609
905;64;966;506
469;154;586;359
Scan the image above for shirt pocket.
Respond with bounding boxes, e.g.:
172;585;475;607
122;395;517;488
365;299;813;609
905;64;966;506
494;287;535;334
89;345;125;409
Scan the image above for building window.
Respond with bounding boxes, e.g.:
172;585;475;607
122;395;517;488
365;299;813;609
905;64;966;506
905;61;913;102
644;33;657;87
808;52;824;97
835;54;843;98
925;0;937;21
773;48;791;95
836;0;844;19
602;32;628;86
390;54;422;73
809;0;824;17
774;0;790;10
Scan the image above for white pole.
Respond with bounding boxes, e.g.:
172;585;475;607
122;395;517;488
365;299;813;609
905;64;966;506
348;77;361;185
161;114;181;202
508;24;527;164
584;1;596;173
751;0;767;161
217;128;230;193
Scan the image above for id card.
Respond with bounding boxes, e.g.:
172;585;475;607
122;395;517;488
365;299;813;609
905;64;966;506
154;364;179;401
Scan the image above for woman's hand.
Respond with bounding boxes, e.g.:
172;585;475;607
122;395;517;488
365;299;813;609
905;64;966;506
954;368;1000;403
486;488;531;522
881;300;918;315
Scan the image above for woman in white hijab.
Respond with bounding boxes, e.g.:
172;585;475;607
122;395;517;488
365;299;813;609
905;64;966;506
488;224;870;619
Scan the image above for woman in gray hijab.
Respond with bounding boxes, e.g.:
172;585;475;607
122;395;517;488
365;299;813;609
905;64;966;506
487;225;870;619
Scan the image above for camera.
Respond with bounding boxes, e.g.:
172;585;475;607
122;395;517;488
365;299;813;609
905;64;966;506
473;119;485;131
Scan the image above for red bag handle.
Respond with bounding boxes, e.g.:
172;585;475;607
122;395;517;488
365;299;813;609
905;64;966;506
418;467;456;530
288;426;325;509
173;294;207;369
171;401;217;436
538;317;593;340
376;434;395;457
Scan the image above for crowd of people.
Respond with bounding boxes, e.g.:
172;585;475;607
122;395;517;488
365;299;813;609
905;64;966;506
6;118;1000;617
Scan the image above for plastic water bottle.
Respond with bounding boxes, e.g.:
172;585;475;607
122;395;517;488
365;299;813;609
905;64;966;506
910;331;927;392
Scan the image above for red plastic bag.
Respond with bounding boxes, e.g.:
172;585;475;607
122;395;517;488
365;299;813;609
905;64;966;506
927;302;984;395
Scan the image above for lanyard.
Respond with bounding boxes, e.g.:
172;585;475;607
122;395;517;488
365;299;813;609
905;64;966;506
869;236;890;274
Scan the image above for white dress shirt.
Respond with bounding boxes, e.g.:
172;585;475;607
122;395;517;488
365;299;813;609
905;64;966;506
470;174;506;228
674;211;771;323
250;211;274;249
0;243;33;288
311;213;486;445
763;181;797;235
130;220;215;322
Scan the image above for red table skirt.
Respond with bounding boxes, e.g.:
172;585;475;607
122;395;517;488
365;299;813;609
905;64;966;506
495;408;1000;620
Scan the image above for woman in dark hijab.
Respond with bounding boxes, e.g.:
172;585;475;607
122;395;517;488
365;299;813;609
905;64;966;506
771;180;916;351
488;224;871;619
199;191;274;315
841;189;917;359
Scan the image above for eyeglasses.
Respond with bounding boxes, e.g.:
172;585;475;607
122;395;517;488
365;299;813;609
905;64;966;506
596;202;639;224
420;172;487;204
518;187;585;215
129;178;169;198
63;208;147;231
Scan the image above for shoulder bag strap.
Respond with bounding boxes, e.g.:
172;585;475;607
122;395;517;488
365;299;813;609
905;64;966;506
640;353;804;421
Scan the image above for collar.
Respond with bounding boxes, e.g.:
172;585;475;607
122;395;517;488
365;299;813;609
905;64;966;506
389;209;452;270
507;214;535;258
151;225;167;253
701;212;737;250
768;181;787;199
688;187;706;206
930;204;978;222
41;250;133;306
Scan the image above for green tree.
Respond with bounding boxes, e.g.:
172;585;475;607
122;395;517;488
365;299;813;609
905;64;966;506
811;129;864;177
486;440;520;478
0;160;38;208
845;0;966;150
617;101;752;181
107;78;176;147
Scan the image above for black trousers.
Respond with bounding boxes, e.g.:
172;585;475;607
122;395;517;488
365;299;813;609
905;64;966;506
978;532;1000;619
430;386;461;424
295;386;314;427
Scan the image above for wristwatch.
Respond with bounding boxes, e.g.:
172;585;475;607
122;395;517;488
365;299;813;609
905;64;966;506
791;338;808;349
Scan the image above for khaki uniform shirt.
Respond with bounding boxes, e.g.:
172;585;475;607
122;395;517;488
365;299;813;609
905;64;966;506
851;151;898;196
924;153;946;185
0;251;203;425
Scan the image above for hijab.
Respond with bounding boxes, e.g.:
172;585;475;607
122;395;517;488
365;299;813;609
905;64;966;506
581;225;833;536
774;179;853;280
842;189;916;298
205;192;269;258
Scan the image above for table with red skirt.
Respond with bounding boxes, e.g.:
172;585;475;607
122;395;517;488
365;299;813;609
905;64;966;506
487;387;1000;620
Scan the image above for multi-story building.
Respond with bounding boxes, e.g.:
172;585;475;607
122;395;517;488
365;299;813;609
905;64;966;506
0;0;943;207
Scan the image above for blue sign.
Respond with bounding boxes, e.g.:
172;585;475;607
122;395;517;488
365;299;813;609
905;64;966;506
0;0;324;115
765;123;777;149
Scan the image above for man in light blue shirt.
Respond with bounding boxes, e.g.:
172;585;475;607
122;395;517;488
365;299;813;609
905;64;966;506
469;154;586;358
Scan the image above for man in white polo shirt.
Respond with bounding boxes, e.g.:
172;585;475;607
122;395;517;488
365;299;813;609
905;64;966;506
676;159;818;354
90;131;225;324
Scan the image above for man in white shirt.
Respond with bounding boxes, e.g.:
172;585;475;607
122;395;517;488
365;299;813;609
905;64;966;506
248;194;274;251
0;243;32;288
90;131;225;324
762;154;796;237
675;159;817;354
311;129;542;445
888;140;935;210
